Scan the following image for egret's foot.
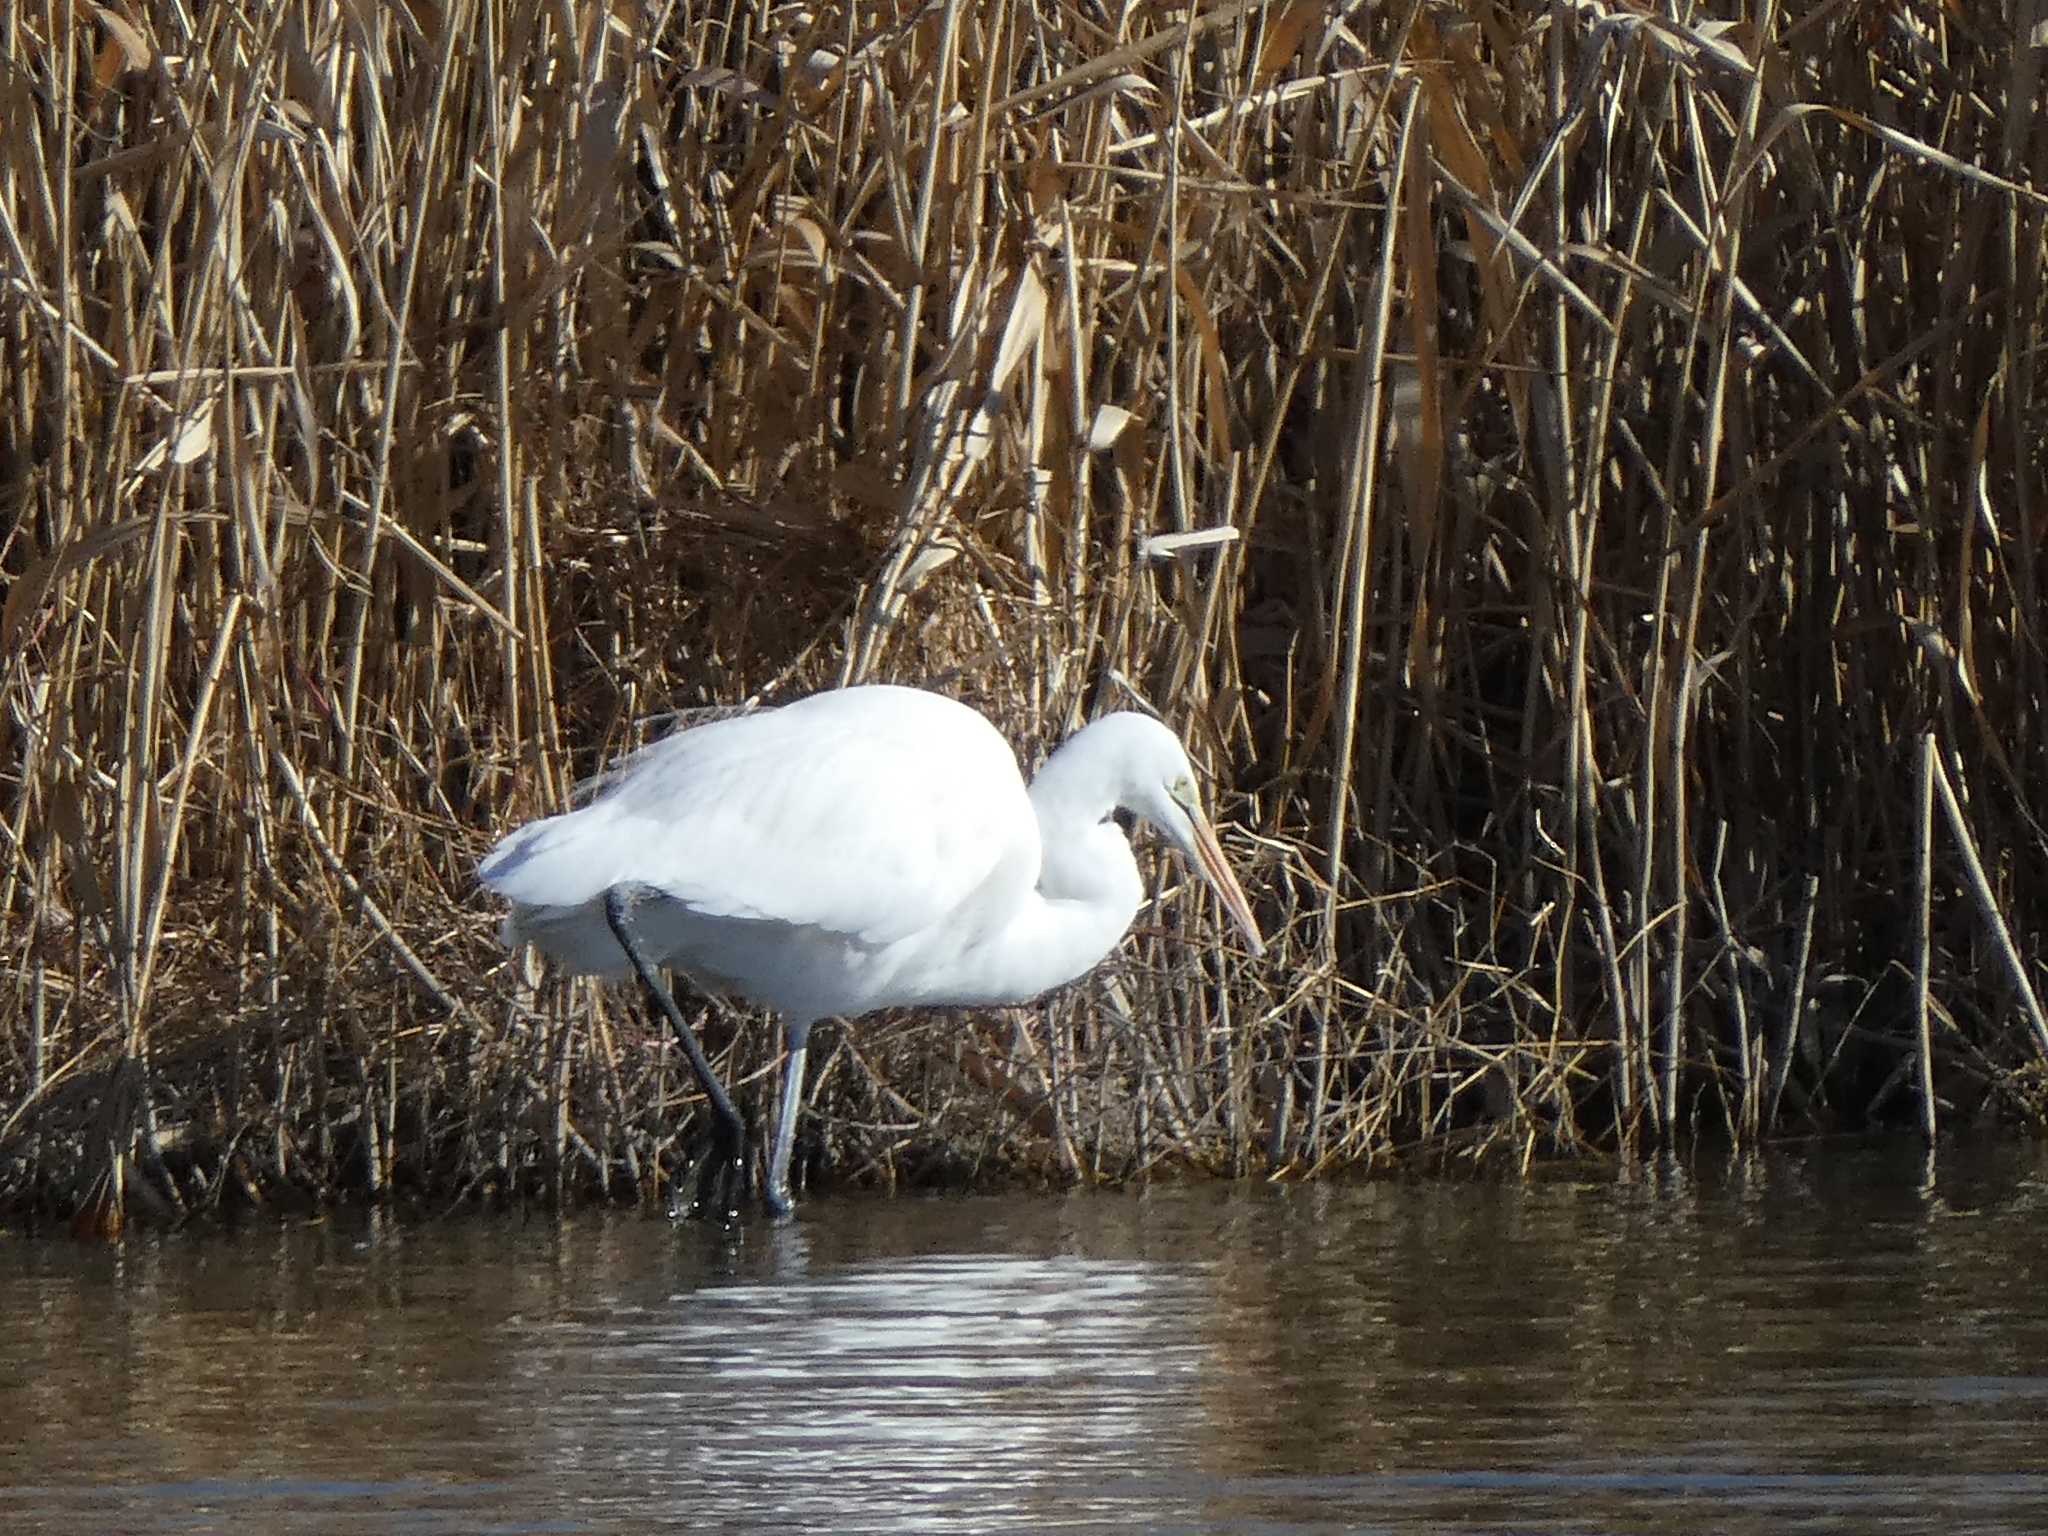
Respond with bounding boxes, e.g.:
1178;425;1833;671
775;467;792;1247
685;1148;747;1225
666;1119;749;1224
763;1181;798;1220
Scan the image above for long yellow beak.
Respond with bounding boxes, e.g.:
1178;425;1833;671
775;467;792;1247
1186;808;1265;957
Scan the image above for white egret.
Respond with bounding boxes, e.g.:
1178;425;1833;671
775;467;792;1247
478;683;1263;1216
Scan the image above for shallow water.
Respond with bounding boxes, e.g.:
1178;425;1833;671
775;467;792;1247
4;1140;2047;1534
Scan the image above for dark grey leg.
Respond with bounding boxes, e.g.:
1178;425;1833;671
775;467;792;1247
603;887;747;1219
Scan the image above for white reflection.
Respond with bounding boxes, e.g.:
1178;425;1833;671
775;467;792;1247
522;1248;1210;1530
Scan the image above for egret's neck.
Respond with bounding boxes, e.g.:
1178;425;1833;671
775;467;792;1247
996;732;1146;996
1027;732;1137;902
895;736;1143;1009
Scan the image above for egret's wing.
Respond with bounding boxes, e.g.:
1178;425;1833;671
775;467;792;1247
480;688;1035;947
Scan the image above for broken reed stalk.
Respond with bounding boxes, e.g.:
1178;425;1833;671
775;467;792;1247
1913;734;1936;1147
3;0;2048;1227
1929;748;2048;1067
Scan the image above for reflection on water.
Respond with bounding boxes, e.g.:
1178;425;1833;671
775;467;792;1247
537;1255;1206;1530
4;1141;2048;1533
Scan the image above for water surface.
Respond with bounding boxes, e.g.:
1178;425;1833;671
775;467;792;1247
4;1140;2046;1533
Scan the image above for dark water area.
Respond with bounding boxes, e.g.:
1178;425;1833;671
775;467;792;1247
4;1139;2047;1534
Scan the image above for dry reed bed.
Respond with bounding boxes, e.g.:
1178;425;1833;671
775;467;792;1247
2;0;2046;1229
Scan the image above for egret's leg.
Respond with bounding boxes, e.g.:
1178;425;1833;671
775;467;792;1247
603;887;747;1219
765;1019;813;1217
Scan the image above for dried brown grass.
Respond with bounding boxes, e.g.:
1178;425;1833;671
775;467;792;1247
4;0;2048;1226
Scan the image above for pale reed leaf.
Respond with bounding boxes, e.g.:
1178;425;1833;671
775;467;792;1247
1140;527;1240;560
1087;404;1140;452
87;3;152;70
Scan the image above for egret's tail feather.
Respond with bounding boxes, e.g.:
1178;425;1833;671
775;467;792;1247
478;807;635;913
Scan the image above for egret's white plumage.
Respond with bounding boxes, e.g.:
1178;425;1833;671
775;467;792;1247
479;684;1262;1214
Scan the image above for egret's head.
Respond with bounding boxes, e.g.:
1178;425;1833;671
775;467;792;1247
1083;713;1265;957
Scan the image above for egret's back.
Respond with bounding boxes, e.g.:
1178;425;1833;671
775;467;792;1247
478;686;1042;1010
